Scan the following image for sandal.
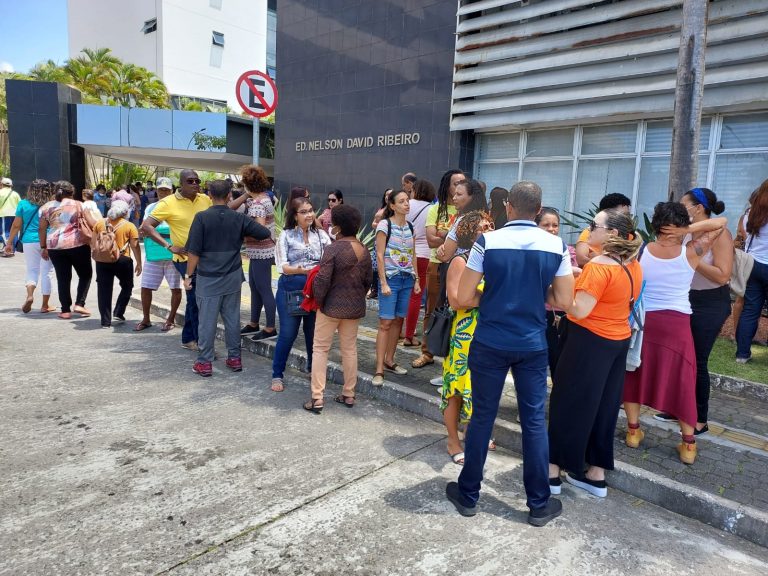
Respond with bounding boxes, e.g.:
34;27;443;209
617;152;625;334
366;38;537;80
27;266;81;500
450;452;465;465
40;306;57;313
134;321;152;332
22;297;33;314
73;306;91;317
402;337;421;347
271;378;284;392
411;354;434;368
161;320;175;332
58;312;72;320
488;438;497;451
383;362;407;375
335;394;355;408
302;399;324;414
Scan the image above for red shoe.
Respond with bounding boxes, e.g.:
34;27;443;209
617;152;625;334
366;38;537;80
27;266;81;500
225;357;242;372
193;361;213;377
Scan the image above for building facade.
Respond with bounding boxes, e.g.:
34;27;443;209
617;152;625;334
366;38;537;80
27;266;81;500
275;0;768;230
67;0;273;111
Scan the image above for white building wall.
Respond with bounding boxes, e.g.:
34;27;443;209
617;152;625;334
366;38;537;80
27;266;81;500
67;0;161;75
160;0;267;110
67;0;267;110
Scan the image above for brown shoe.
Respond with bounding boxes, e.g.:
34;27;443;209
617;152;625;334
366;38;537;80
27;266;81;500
625;427;644;448
677;441;697;465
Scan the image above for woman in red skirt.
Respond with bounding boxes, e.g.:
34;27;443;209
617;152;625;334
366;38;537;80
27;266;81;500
623;202;726;465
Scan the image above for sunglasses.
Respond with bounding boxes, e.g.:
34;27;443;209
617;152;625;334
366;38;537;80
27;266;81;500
186;178;201;184
589;220;611;231
328;198;338;203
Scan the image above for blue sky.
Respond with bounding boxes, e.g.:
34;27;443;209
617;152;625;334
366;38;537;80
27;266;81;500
2;0;68;73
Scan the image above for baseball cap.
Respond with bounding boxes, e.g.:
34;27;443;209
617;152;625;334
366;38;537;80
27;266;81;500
1;177;11;186
156;177;173;190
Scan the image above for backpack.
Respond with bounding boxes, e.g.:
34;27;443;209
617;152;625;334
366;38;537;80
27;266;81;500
91;219;128;263
384;218;414;244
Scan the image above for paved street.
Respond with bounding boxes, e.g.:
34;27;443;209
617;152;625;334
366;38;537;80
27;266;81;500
1;257;768;575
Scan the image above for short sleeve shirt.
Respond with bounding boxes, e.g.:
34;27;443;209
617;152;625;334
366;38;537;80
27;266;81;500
147;192;212;261
15;199;41;244
0;189;20;217
376;219;416;278
467;220;573;352
40;199;86;250
568;260;642;340
93;218;139;257
244;194;276;259
425;204;457;263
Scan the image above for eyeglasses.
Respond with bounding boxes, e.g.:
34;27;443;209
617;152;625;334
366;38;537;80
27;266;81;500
297;209;314;215
186;178;201;184
328;198;338;203
589;221;611;231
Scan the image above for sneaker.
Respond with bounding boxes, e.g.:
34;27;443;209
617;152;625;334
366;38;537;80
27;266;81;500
384;363;407;375
677;441;697;465
549;477;562;495
113;314;126;323
653;412;677;422
181;341;199;351
625;427;644;449
527;497;562;527
445;482;476;517
566;473;607;498
372;373;384;386
225;357;243;372
240;324;259;335
250;329;277;341
430;376;443;387
735;356;752;364
193;361;213;377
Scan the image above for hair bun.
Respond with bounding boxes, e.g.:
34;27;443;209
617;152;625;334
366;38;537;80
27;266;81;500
713;200;725;215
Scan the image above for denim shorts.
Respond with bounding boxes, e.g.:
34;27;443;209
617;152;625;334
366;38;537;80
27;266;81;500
378;272;415;320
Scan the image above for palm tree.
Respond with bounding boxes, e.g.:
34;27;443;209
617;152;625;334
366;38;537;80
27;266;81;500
28;60;70;83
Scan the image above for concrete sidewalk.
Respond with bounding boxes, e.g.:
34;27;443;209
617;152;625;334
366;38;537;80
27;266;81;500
2;255;768;575
126;270;768;549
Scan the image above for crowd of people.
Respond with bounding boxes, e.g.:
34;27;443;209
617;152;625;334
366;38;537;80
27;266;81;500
2;165;768;527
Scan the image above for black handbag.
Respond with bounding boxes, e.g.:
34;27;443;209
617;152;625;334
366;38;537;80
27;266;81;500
13;212;35;254
424;260;456;358
286;289;309;316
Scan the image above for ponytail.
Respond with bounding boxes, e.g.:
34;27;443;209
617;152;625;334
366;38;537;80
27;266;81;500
602;208;643;261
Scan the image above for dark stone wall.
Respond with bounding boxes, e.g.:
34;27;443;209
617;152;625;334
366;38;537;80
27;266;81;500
6;80;84;196
274;0;473;224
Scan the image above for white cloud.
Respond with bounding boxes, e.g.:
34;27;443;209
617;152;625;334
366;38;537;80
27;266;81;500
0;62;14;73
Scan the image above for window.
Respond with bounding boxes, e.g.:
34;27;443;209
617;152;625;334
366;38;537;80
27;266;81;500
267;9;277;68
212;31;225;47
142;18;157;34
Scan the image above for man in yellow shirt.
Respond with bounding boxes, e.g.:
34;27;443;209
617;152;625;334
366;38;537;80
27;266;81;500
141;170;212;350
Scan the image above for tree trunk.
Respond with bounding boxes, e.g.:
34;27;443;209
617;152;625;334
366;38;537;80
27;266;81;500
668;0;709;201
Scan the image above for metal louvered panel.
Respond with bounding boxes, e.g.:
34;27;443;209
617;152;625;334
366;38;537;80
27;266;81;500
451;0;768;132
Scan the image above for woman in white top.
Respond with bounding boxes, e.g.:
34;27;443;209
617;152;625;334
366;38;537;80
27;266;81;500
623;201;725;465
654;188;732;435
271;197;332;392
736;179;768;363
402;179;436;347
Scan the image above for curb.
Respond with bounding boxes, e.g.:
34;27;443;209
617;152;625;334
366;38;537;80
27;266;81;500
710;372;768;403
130;295;768;548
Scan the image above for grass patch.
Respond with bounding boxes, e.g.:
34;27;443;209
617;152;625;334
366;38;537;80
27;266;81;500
709;338;768;385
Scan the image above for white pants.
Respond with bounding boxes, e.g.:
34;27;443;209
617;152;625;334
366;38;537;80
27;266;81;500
23;243;54;295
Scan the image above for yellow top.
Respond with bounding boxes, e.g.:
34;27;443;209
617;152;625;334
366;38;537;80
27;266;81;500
147;192;212;261
425;204;457;263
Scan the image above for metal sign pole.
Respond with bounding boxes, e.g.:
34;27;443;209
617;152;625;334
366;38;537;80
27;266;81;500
253;119;260;164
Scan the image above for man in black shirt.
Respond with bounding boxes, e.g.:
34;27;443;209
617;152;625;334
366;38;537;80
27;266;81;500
185;180;270;376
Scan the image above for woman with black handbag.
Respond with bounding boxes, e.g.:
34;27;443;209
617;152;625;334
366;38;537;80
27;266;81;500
271;197;331;392
439;211;493;465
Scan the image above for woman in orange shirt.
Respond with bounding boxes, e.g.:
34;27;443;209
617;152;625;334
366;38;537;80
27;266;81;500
547;209;642;498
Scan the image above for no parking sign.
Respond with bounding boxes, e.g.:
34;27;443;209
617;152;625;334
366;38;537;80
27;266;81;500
235;70;278;118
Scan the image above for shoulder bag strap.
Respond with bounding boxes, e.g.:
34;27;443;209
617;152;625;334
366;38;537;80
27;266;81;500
0;192;11;212
607;255;643;330
18;207;35;240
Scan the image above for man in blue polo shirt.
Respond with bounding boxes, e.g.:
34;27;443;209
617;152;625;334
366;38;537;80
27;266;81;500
445;181;574;527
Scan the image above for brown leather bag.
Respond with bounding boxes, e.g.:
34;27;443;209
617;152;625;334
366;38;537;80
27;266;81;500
91;220;127;263
77;205;93;243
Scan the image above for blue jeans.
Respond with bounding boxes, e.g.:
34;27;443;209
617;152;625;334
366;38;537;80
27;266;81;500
173;261;199;345
272;274;316;378
458;340;551;511
378;272;415;319
736;260;768;359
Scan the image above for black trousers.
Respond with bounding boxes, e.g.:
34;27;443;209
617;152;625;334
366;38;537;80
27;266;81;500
96;256;134;326
548;321;630;473
48;244;93;313
545;309;565;381
690;285;731;423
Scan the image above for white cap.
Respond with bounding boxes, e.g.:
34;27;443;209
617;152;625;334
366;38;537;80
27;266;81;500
1;177;11;186
156;177;173;190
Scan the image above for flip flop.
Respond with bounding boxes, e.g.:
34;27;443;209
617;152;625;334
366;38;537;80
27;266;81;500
489;438;497;451
402;338;421;347
450;452;465;465
134;321;152;332
40;307;57;313
161;321;175;332
73;306;91;317
58;312;72;320
22;297;33;314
